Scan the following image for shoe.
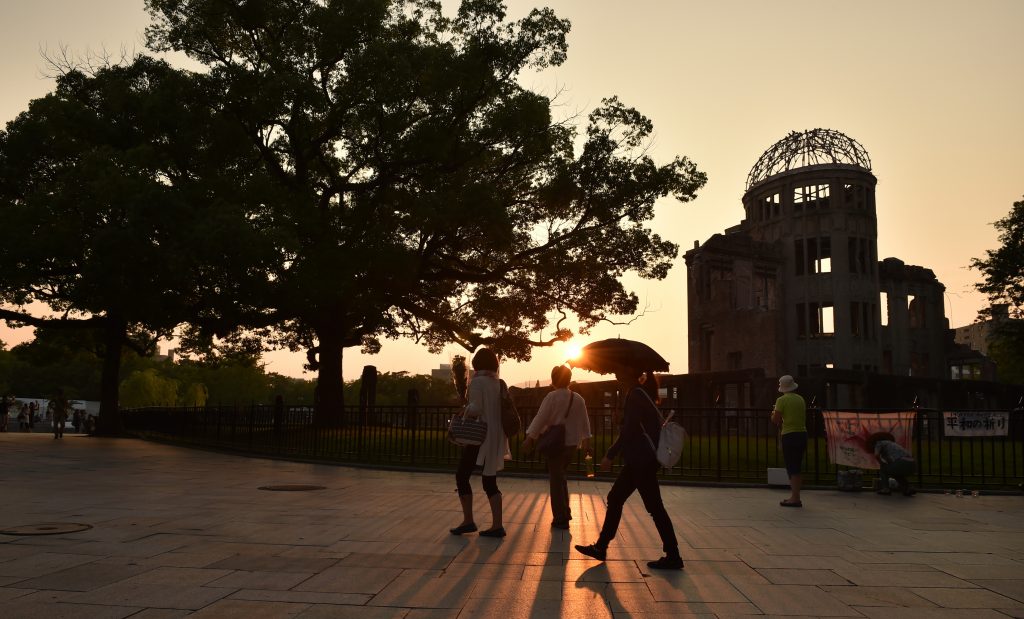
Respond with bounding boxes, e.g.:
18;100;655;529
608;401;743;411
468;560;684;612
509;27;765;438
647;555;684;570
575;544;607;561
779;499;802;507
479;527;506;538
449;523;478;535
876;488;891;496
551;521;569;530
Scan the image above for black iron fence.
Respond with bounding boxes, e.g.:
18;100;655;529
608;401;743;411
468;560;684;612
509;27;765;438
120;404;1024;490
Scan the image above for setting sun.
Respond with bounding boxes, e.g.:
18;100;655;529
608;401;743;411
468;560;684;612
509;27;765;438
564;342;584;361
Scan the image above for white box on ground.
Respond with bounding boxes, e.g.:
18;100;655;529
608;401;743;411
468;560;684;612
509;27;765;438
767;467;790;487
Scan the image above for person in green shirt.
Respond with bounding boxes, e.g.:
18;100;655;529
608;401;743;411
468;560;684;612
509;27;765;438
771;375;807;507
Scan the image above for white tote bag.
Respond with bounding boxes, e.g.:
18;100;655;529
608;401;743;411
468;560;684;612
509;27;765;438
638;390;687;468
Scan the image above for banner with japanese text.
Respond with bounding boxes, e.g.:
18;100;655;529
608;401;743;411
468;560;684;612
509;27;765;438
942;411;1009;437
822;411;916;469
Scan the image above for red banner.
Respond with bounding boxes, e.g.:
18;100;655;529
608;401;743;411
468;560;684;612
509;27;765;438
822;411;916;469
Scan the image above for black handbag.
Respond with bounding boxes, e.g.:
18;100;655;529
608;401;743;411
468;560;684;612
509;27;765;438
536;390;574;457
448;414;488;446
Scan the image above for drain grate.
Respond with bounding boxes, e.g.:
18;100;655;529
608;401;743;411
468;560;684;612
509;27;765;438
0;523;93;536
258;484;325;492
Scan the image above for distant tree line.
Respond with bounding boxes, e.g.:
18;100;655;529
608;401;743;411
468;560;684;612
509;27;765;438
0;329;461;409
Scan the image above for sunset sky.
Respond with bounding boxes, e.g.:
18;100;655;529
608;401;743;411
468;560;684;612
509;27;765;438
2;0;1022;387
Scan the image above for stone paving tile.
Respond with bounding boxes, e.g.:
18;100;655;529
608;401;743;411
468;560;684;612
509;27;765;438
0;600;141;619
938;564;1024;580
117;565;234;586
729;582;864;616
188;598;311;618
458;596;614;619
852;608;1012;618
833;566;977;588
294;604;409;619
755;567;852;585
968;580;1024;604
66;582;233;609
467;577;563;599
909;586;1024;609
12;561;151;591
206;568;313;590
524;558;645;582
819;584;939;607
128;610;193;618
644;573;751;603
336;551;454;570
206;553;341;573
295;564;404;594
228;588;372;605
367;569;475;608
0;551;99;578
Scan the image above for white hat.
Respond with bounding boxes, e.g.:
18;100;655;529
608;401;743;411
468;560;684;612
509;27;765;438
778;375;798;393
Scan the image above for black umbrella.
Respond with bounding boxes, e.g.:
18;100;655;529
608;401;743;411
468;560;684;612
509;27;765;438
569;338;670;375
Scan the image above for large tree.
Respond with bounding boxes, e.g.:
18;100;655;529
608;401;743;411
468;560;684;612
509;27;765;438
971;196;1024;384
0;57;272;432
145;0;706;424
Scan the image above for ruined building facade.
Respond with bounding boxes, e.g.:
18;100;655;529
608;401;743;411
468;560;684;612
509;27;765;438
684;130;951;399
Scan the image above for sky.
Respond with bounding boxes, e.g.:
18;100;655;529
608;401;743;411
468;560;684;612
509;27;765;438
2;0;1022;388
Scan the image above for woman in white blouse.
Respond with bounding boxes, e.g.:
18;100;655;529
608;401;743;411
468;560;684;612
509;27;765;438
523;366;592;529
449;348;511;538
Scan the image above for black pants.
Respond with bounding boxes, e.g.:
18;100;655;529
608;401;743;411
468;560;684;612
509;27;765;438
546;446;575;525
598;461;679;555
455;444;499;498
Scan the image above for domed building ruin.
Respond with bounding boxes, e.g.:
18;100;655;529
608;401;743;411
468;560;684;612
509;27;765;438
684;129;951;407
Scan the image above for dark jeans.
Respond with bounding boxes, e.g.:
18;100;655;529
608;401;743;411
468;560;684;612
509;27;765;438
879;458;915;490
546;446;575;525
455;445;499;497
598;461;679;555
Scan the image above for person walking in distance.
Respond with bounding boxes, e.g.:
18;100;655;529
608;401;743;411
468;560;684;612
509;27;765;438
772;374;807;507
575;367;684;570
522;366;592;529
51;389;69;439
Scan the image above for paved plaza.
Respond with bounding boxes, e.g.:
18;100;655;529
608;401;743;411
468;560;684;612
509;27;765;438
1;433;1022;618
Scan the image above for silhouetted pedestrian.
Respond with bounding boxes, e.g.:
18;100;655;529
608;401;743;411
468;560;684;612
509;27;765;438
772;374;806;507
575;367;683;570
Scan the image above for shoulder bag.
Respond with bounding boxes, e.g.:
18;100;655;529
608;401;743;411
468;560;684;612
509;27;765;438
536;390;574;457
636;389;687;468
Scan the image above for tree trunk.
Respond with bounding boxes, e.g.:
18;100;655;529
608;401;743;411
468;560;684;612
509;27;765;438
314;327;345;427
96;317;126;435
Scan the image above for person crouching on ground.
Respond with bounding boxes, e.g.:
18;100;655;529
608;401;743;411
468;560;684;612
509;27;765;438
575;367;683;570
449;347;511;538
867;432;916;496
522;365;592;530
772;374;806;507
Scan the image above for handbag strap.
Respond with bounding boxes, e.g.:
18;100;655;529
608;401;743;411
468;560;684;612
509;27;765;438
634;387;667;456
557;389;574;424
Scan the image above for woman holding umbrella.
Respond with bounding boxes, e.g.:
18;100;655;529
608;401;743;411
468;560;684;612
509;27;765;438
572;339;683;570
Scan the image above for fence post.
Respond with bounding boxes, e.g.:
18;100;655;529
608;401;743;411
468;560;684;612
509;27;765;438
407;389;419;466
914;401;924;488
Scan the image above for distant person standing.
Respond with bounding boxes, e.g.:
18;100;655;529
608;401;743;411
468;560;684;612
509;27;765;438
28;401;37;432
51;390;69;439
771;375;807;507
0;395;10;432
18;403;29;431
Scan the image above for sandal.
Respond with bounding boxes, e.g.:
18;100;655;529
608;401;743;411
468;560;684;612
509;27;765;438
779;500;803;507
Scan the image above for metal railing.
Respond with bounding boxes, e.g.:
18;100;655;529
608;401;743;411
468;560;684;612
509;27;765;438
120;405;1024;490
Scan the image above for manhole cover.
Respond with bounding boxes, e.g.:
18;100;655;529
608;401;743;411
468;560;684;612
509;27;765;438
0;523;93;536
258;485;325;492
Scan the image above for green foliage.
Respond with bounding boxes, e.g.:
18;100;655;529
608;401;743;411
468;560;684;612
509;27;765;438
971;197;1024;384
120;369;180;407
344;371;463;407
143;0;707;421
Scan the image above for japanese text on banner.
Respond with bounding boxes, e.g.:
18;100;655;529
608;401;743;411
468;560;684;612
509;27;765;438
943;411;1008;437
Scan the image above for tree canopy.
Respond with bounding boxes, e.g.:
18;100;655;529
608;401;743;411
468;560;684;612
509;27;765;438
0;56;274;431
144;0;707;423
971;196;1024;384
